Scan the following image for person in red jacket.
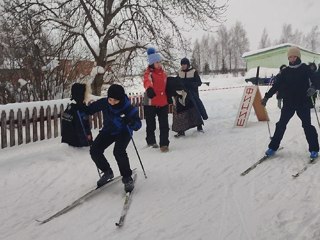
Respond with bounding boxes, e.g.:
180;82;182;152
143;47;170;152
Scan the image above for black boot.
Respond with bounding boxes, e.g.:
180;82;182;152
122;176;134;193
197;125;204;132
97;168;114;188
174;131;185;138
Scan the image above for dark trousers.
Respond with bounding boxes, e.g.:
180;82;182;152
269;106;319;152
90;131;132;178
144;105;170;147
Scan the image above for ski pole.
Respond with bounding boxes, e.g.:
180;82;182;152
311;96;320;129
77;110;101;178
257;66;273;140
130;135;147;179
127;126;147;179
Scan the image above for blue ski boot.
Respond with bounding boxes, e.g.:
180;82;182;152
265;148;276;157
310;151;318;159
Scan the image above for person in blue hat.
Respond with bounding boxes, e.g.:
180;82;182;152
143;47;170;152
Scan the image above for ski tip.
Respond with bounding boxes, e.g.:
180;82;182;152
35;219;45;225
240;170;249;176
115;222;123;227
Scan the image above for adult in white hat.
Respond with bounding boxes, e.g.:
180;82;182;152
261;46;319;159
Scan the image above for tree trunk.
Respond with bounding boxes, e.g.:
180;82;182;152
91;74;104;96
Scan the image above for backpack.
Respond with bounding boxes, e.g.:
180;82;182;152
61;104;92;147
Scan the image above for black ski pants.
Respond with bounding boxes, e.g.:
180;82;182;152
90;130;132;178
269;106;319;152
144;105;170;147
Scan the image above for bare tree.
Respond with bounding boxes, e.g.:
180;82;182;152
230;21;249;70
304;26;320;52
5;0;227;95
200;35;210;72
191;40;201;71
278;23;302;45
259;28;271;49
217;25;229;72
0;3;82;102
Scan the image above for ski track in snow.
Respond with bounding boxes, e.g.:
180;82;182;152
2;77;320;239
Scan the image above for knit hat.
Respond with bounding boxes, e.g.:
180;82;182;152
180;57;190;66
147;47;162;65
107;84;125;100
71;83;86;103
287;46;301;58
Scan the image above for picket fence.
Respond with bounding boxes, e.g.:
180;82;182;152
0;95;146;149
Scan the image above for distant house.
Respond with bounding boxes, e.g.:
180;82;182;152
242;43;320;70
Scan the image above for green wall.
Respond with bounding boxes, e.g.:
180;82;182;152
243;46;320;70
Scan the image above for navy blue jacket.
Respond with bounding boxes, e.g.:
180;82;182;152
87;96;142;135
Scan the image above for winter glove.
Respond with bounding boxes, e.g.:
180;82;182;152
122;116;135;128
307;87;316;97
146;87;156;99
261;97;268;106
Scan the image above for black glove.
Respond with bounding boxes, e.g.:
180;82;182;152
146;88;156;99
307;87;316;97
261;97;268;106
122;116;134;127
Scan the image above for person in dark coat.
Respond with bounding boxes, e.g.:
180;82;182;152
61;83;93;147
87;84;142;192
173;57;208;137
261;47;319;158
273;64;287;109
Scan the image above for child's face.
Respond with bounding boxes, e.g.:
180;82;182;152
108;97;120;105
181;64;188;70
154;62;161;69
288;56;297;64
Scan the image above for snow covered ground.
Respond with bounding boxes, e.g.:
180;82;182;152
2;76;320;240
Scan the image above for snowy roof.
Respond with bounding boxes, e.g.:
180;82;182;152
242;43;320;58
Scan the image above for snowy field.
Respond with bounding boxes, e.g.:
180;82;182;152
2;75;320;240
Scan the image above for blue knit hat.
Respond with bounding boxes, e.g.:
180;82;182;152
147;47;162;65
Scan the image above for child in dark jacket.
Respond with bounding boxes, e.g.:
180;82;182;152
61;83;93;147
87;84;142;192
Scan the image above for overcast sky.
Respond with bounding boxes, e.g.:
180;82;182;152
187;0;320;51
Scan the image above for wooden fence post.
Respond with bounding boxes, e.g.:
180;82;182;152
46;106;52;139
39;106;45;140
9;110;15;147
32;107;38;142
1;111;7;149
53;105;58;138
25;108;31;144
17;109;23;145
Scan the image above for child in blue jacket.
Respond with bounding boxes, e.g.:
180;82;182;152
87;84;142;192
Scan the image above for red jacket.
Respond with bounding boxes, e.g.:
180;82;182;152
143;67;168;107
